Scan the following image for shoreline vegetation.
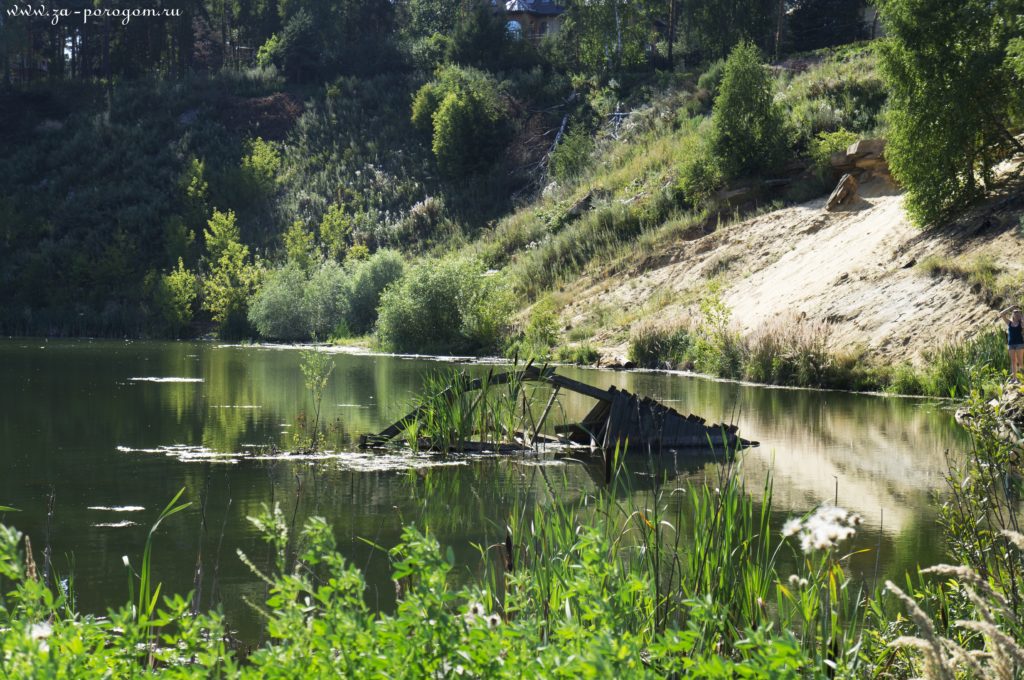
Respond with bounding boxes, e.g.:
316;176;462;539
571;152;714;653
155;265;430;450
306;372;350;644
1;385;1021;677
4;37;1018;398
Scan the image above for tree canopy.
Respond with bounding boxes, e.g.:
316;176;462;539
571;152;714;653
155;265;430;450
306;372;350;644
878;0;1024;226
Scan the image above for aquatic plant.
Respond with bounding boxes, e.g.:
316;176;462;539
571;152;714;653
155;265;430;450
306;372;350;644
291;346;336;452
399;365;549;453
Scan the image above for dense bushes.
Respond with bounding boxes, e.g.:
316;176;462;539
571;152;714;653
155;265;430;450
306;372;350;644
346;250;406;335
411;66;509;178
377;256;512;354
549;126;595;182
780;47;886;150
249;250;404;341
248;264;310;340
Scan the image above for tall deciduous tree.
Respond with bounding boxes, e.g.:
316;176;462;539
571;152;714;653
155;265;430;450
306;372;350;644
878;0;1024;226
560;0;651;74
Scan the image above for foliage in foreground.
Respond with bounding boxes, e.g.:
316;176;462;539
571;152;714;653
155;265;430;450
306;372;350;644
2;393;1023;677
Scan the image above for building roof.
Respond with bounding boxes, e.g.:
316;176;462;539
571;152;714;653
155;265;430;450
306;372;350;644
505;0;565;17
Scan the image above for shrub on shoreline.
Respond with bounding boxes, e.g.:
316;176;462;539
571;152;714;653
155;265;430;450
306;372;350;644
376;256;513;354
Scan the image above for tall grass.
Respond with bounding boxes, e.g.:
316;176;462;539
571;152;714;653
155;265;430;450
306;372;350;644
462;449;873;674
628;302;1010;396
918;255;1022;310
399;367;546;453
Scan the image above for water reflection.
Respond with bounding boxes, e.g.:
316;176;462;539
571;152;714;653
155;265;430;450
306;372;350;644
0;340;964;641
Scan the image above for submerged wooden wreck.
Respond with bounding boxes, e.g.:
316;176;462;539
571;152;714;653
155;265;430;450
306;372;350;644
360;365;756;455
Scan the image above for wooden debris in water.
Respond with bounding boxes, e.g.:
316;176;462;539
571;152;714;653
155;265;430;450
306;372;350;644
360;365;756;455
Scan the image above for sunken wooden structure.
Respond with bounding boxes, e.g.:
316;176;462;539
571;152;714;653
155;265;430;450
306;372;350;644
360;365;755;454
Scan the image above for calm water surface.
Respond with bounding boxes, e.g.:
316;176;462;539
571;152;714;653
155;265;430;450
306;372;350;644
0;339;967;640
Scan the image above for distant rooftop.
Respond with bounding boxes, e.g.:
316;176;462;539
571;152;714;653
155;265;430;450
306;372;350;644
505;0;565;16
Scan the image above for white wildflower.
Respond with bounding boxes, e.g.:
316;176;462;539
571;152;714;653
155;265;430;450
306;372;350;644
29;622;51;640
487;614;502;628
781;519;802;538
783;505;859;554
29;622;51;653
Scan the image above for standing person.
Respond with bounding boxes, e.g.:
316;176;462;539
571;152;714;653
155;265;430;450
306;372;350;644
1000;306;1024;380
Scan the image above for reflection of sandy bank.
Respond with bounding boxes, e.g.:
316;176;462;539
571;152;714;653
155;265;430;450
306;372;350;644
734;402;955;533
546;368;962;535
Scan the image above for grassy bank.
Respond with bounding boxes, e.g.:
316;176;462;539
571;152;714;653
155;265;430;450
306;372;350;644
1;391;1022;677
627;310;1009;398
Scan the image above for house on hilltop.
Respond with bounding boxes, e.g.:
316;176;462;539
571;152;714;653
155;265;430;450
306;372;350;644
497;0;566;40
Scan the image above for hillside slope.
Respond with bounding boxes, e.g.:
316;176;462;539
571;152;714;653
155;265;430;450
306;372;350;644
560;178;1024;366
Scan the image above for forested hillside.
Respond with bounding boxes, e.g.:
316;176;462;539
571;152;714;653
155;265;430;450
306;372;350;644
2;0;1023;390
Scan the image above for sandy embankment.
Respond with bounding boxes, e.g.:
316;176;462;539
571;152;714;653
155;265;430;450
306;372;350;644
561;179;1024;366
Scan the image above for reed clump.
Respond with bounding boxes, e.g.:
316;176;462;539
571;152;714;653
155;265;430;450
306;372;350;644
399;367;543;453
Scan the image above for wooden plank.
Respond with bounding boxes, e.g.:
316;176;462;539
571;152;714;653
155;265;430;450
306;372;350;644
546;373;617;402
530;385;560;447
604;390;633;451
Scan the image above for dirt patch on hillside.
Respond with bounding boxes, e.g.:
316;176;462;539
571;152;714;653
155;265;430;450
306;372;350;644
560;179;1024;366
217;93;304;140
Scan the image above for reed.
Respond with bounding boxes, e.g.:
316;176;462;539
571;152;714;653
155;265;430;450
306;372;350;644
399;365;553;453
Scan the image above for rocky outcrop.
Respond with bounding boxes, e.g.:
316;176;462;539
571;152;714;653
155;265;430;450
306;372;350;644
831;138;891;183
824;138;893;211
826;173;859;211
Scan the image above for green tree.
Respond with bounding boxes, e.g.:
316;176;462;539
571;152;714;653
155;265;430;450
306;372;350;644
204;209;241;264
149;259;199;338
283;220;316;271
304;260;351;339
786;0;867;53
276;8;320;82
710;41;788;179
248;263;310;340
319;204;353;261
202;210;256;337
877;0;1024;226
681;0;777;61
559;0;651;74
445;5;510;70
377;256;511;354
241;137;281;197
346;249;405;335
410;66;508;177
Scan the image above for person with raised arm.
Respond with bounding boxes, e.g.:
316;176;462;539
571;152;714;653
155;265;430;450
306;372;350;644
1000;306;1024;381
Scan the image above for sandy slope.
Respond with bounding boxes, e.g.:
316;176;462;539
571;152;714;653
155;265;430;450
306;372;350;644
561;179;1024;365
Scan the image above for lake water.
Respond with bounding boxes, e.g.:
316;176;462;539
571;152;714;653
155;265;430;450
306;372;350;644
0;339;966;641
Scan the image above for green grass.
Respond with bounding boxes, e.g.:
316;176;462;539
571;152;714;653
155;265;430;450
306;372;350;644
917;254;1022;310
626;307;1009;396
555;342;601;365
